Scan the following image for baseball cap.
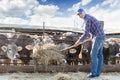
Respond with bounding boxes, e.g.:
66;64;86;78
77;8;84;15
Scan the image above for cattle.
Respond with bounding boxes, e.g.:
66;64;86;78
75;37;120;65
0;33;23;65
0;34;8;56
57;32;81;65
57;43;70;55
1;43;22;60
38;32;82;65
24;33;119;66
104;39;120;64
103;41;110;64
42;33;54;44
108;40;119;56
15;34;35;65
81;40;92;65
60;32;79;45
80;38;120;65
66;45;81;65
25;36;66;65
0;34;9;65
114;53;120;64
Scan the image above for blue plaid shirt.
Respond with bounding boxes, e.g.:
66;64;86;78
79;14;105;42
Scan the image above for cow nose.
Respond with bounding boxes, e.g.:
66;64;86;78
14;54;20;59
16;55;20;58
62;59;67;63
82;49;88;53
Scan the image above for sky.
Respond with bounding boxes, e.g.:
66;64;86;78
0;0;120;33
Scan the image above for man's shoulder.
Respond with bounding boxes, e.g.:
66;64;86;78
86;14;98;21
85;14;93;19
86;14;92;17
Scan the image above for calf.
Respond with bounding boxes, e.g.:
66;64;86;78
80;39;120;65
0;34;23;65
81;40;92;65
103;39;119;64
103;41;109;64
58;32;81;65
66;45;81;65
1;43;22;60
15;34;35;65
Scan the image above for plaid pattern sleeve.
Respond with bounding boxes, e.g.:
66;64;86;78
79;20;91;42
79;14;105;42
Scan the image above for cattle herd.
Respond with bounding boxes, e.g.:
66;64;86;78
0;32;120;66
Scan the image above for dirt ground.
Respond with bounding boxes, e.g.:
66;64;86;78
0;72;120;80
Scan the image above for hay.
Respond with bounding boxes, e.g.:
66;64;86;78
31;43;66;65
51;73;74;80
42;43;57;50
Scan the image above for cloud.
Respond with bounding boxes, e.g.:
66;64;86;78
0;17;29;25
33;4;60;17
110;0;120;7
68;0;92;12
81;0;92;6
101;0;114;6
30;14;74;27
102;0;120;7
0;0;38;17
88;3;120;31
88;4;100;13
0;0;119;33
103;10;120;29
29;13;84;31
68;2;81;12
41;0;47;2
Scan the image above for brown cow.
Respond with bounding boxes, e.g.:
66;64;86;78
15;34;35;65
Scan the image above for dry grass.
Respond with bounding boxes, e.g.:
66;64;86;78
31;43;65;65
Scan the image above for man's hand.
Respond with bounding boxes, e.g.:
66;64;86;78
60;38;92;51
74;39;81;47
74;38;92;47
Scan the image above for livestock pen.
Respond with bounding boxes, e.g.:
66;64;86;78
0;28;119;73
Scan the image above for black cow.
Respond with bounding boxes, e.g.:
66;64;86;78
103;40;119;64
59;32;81;65
81;38;120;65
66;45;81;65
103;41;109;64
81;40;92;65
15;34;34;64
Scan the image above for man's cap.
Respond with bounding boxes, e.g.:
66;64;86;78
77;8;84;15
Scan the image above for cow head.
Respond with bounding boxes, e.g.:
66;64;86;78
1;43;22;60
81;41;92;54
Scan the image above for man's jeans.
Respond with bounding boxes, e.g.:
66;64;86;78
90;36;105;76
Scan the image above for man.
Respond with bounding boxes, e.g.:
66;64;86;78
74;8;106;78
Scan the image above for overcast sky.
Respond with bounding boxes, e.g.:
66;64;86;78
0;0;119;32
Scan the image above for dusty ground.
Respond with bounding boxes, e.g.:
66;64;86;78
0;72;120;80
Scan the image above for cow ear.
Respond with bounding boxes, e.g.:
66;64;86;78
1;46;7;52
25;45;33;50
17;46;22;51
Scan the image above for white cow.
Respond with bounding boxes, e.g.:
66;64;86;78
1;43;22;60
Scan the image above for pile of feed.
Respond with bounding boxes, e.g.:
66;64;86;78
32;43;66;65
51;73;74;80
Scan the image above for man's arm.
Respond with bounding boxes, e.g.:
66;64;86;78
79;20;91;42
61;38;92;51
73;37;92;47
